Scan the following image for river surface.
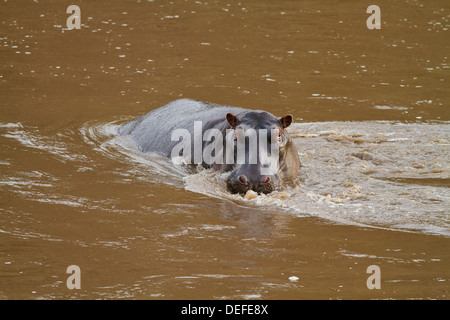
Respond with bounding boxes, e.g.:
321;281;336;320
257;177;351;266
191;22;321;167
1;0;449;299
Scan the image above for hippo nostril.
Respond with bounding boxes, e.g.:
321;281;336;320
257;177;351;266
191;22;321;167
238;175;248;185
261;176;271;184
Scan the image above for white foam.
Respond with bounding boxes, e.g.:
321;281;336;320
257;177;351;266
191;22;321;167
183;121;450;236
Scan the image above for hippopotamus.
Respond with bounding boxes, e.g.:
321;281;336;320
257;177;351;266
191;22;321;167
119;99;300;194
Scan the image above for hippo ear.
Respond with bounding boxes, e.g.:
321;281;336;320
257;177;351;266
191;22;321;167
279;114;293;128
226;113;238;127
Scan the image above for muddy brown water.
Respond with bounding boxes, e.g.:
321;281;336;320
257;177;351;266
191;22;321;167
1;0;449;299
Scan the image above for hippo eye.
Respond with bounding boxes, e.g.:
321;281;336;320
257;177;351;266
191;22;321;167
277;128;289;146
267;128;282;145
235;127;244;140
269;128;283;144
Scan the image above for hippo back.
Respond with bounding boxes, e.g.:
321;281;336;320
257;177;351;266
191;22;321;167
119;99;245;156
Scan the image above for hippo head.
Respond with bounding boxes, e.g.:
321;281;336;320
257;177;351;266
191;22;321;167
225;110;293;195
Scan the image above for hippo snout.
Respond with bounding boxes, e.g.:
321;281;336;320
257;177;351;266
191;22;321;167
227;174;279;195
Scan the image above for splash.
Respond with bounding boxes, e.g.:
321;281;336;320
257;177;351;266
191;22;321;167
75;120;450;235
